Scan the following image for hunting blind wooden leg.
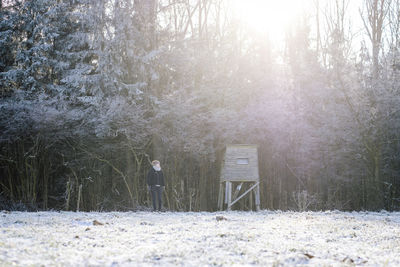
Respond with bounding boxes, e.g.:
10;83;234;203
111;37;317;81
218;182;224;210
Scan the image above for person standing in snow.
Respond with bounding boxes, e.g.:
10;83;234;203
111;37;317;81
146;160;165;211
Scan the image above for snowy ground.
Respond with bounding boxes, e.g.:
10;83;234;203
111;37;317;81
1;210;400;266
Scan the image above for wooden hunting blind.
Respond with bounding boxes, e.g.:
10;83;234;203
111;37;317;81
218;144;260;211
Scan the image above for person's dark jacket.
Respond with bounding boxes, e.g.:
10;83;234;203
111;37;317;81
146;168;165;186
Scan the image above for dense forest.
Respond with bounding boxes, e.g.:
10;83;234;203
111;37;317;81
0;0;399;212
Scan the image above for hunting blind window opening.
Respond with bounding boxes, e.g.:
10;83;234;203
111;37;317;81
236;158;249;165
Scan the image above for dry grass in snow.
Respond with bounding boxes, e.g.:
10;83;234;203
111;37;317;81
1;210;400;266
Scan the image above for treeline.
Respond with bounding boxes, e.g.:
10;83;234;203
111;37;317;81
0;0;399;211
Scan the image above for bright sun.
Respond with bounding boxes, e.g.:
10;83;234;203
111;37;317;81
233;0;304;41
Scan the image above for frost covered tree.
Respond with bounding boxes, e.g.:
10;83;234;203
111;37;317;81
0;0;151;210
0;0;399;211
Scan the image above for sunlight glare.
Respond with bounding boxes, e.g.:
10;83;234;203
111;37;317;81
233;0;304;41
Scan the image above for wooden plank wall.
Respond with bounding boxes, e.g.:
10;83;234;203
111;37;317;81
221;145;259;182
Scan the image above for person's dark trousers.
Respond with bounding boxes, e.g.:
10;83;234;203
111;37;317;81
150;185;163;211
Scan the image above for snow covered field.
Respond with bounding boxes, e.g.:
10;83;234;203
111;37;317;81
1;210;400;266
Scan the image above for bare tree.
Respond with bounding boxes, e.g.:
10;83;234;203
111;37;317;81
387;0;399;47
360;0;391;77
